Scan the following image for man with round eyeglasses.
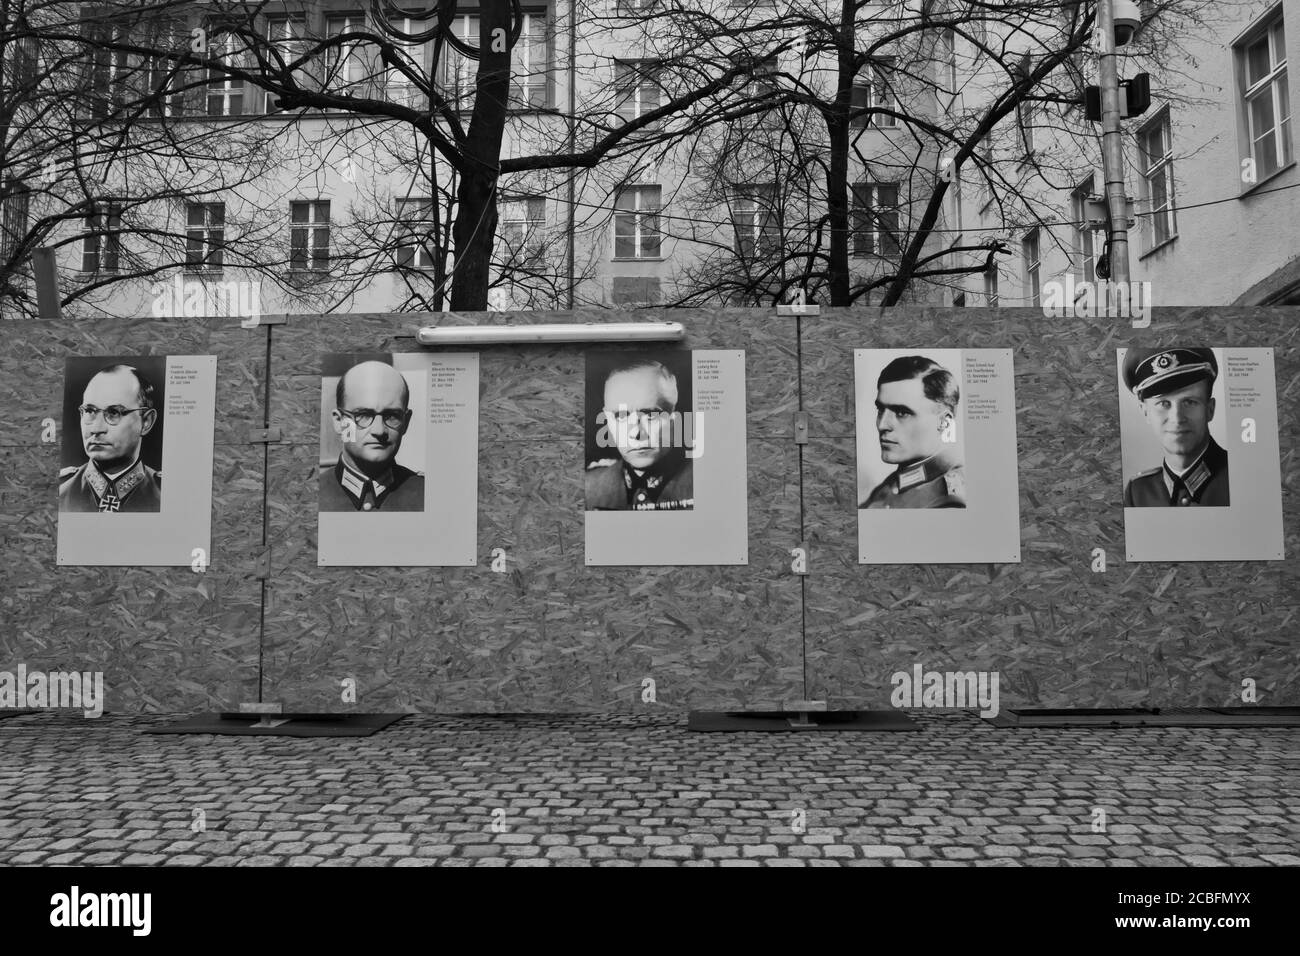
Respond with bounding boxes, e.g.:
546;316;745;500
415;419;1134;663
319;360;425;512
59;364;162;513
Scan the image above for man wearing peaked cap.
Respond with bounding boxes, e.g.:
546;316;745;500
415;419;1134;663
1122;347;1230;508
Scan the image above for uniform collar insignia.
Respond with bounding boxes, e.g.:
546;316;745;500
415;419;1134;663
87;458;144;504
337;456;392;504
896;448;960;491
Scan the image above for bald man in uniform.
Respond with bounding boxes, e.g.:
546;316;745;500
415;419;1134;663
1122;347;1229;507
586;359;694;511
860;355;966;509
59;364;162;513
319;360;425;512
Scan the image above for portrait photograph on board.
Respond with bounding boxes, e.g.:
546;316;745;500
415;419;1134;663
1117;346;1283;562
854;348;1020;564
60;356;167;514
584;349;695;513
316;351;480;567
584;348;748;566
57;354;218;567
319;353;426;514
1118;347;1229;508
856;351;967;511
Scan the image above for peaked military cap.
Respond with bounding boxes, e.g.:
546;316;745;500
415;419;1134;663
1123;348;1218;400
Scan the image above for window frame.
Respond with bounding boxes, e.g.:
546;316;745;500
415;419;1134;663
850;57;899;129
185;201;225;273
82;200;124;274
394;197;438;270
731;183;779;259
613;185;663;260
289;200;331;273
1022;227;1041;306
1236;11;1292;182
1136;109;1177;249
850;181;900;257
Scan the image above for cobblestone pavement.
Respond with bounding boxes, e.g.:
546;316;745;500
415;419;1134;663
0;711;1296;866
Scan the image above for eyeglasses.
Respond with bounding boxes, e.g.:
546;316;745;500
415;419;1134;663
78;404;146;425
339;408;407;430
605;407;672;427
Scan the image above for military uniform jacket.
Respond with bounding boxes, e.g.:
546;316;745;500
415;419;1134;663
860;449;966;509
319;458;425;512
585;456;694;511
59;459;162;513
1123;438;1230;507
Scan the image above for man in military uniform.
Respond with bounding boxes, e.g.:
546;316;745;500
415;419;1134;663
860;355;966;509
59;364;162;513
586;359;693;511
1122;347;1229;507
319;360;425;512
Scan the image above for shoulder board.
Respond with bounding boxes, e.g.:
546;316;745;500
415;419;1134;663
59;465;80;478
1135;466;1162;478
587;458;620;470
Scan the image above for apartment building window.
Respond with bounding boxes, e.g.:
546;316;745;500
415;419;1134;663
732;184;778;258
512;11;548;108
206;33;248;116
983;267;999;306
1137;112;1176;247
0;183;30;264
748;56;779;96
441;10;549;110
851;57;898;128
1071;176;1105;281
82;201;123;273
290;200;330;271
395;198;437;269
326;14;370;98
617;0;658;14
388;15;430;107
614;185;662;259
615;60;662;123
850;182;900;256
500;196;545;260
265;17;309;112
185;202;224;272
146;21;187;117
1237;12;1291;179
941;28;958;95
1022;228;1040;306
86;21;130;117
612;276;661;306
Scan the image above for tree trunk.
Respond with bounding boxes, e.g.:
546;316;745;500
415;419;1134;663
448;2;513;311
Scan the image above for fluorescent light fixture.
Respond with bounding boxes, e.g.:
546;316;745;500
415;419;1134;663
415;322;686;346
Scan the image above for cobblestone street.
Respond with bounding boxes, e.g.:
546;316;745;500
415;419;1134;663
1;712;1296;866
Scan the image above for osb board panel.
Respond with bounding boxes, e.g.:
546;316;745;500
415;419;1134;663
261;437;802;712
1;315;266;446
266;309;799;441
802;307;1300;707
0;318;267;712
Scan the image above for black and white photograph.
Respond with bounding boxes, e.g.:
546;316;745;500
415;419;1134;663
315;352;478;567
854;348;1019;564
1118;347;1230;507
55;354;217;567
1118;346;1284;562
319;353;426;514
584;349;695;512
5;0;1300;910
59;355;166;514
584;348;748;566
856;351;967;511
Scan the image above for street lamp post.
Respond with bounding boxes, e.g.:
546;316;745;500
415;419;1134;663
1097;0;1131;285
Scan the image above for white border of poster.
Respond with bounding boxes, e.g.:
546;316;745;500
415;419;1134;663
584;349;748;566
57;355;217;567
317;352;478;567
1118;346;1284;562
855;348;1020;564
